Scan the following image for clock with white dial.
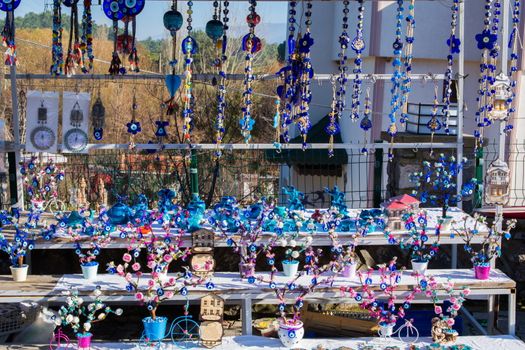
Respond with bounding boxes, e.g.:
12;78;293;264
64;128;88;153
30;126;55;151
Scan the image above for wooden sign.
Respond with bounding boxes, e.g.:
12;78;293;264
191;254;215;278
199;321;223;348
199;294;225;348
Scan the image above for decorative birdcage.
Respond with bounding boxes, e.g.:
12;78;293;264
490;73;512;121
485;158;510;205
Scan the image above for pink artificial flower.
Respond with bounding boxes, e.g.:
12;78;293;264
123;253;132;263
452;304;461;310
116;265;124;274
168;277;176;285
434;306;442;314
136;271;143;277
132;263;141;271
135;292;144;300
148;279;155;288
163;254;172;263
125;273;132;282
463;288;471;296
165;291;174;299
446;318;455;326
147;261;155;269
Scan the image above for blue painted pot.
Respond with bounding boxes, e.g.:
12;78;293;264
142;316;167;341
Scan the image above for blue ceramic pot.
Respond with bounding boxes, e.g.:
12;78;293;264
142;316;167;341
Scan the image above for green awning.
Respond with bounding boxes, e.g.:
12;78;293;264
265;114;348;167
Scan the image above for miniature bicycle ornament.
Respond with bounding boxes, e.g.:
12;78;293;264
49;327;72;349
139;300;200;349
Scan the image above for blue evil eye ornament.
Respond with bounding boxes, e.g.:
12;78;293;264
182;36;198;55
103;0;145;21
62;0;79;7
247;276;255;284
126;121;141;135
163;8;183;35
165;74;181;98
242;34;262;54
93;128;104;141
155;121;169;137
0;0;21;12
206;19;224;41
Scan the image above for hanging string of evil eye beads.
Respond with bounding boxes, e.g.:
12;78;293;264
50;0;64;76
0;0;20;66
296;0;314;150
163;0;183;117
63;0;83;76
350;0;366;121
336;0;350;119
326;78;340;158
505;0;521;132
427;83;441;155
442;0;460;134
80;0;94;73
399;0;415;125
386;0;405;160
126;90;142;139
208;0;229;158
474;0;500;149
181;0;198;143
240;0;262;143
273;98;282;150
360;87;372;155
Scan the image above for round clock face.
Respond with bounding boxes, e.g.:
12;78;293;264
30;126;55;151
64;128;88;153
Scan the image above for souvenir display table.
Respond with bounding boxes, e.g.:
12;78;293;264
10;335;525;350
0;269;515;336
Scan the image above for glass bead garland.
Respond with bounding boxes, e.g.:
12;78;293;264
182;0;196;142
326;79;339;158
350;0;365;122
427;84;441;155
214;1;230;158
505;0;521;132
442;0;460;134
50;0;64;76
337;0;350;119
80;0;94;74
399;0;415;125
360;88;372;155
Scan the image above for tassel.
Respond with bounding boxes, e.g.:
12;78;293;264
128;47;139;73
109;52;123;75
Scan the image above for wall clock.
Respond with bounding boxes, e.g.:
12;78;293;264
64;128;88;153
30;126;56;151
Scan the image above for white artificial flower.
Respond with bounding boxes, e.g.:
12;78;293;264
93;289;102;297
55;319;62;326
306;236;313;245
296;221;303;228
279;238;287;247
88;304;95;311
84;323;91;332
66;297;73;306
76;298;84;305
73;316;80;324
291;251;300;259
98;313;106;320
96;303;104;310
277;222;284;229
115;308;123;316
289;240;297;247
65;315;74;323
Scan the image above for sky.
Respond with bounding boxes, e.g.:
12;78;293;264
15;1;288;42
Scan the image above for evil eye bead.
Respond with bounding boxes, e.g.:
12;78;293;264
227;238;233;246
269;282;276;289
247;276;255;284
278;303;286;312
380;282;387;290
355;294;363;302
372;301;378;307
288;283;296;291
296;300;304;308
206;282;214;290
249;244;257;252
157;288;164;296
180;287;188;296
421;235;429;242
420;280;428;288
126;283;134;292
125;0;136;7
311;277;317;285
267;258;275;265
147;303;154;311
93;248;100;256
395;275;402;283
75;248;82;255
119;231;126;239
403;302;411;309
288;330;296;338
133;250;140;258
365;277;373;285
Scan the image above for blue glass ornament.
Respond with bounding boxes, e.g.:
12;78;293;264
182;36;198;55
163;9;183;35
126;121;141;135
206;19;224;41
0;0;21;12
165;74;181;98
155;121;169;138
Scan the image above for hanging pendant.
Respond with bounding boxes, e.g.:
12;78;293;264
91;97;105;141
70;101;84;127
155;121;169;138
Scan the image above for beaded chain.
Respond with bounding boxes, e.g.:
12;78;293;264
350;0;365;122
295;0;314;150
387;0;405;160
360;87;372;155
505;0;521;132
1;2;16;66
326;79;340;157
427;83;441;155
126;91;142;138
80;0;94;73
442;0;460;134
214;0;230;157
273;98;281;150
337;0;350;119
50;0;63;76
240;0;260;143
399;0;415;125
181;0;196;143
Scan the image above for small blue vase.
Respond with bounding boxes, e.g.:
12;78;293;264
142;316;167;341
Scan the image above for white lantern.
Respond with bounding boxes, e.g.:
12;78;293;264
485;158;510;205
490;73;512;121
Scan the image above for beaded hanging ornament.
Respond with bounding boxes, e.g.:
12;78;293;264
103;0;145;75
474;0;500;148
336;0;350;120
0;0;20;66
208;0;229;157
386;0;405;160
240;0;262;143
91;90;105;141
50;0;64;76
350;0;365;122
427;83;441;156
80;0;94;73
399;0;415;124
505;0;521;132
442;0;460;134
326;79;340;158
126;91;141;136
163;0;183;116
181;0;198;143
63;0;83;76
296;0;314;150
360;87;372;155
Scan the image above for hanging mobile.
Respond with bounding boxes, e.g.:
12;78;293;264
163;0;183;117
360;87;372;155
326;78;340;158
181;0;198;143
50;0;64;76
30;97;56;152
240;0;262;143
62;0;83;76
0;0;20;66
103;0;145;75
427;83;441;156
399;0;415;124
350;0;365;121
442;0;460;134
126;91;141;135
91;89;105;141
64;96;88;153
80;0;94;73
386;0;405;160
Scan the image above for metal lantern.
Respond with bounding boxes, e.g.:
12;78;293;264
91;97;105;140
490;72;512;121
70;101;83;127
485;158;510;205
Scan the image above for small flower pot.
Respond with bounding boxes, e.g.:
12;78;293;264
77;332;92;349
439;216;453;231
341;263;357;279
81;262;99;281
10;264;28;282
411;260;429;275
142;316;168;341
282;260;299;277
239;262;255;279
474;264;491;280
378;322;395;338
278;320;304;347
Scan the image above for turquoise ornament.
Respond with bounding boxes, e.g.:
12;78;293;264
66;211;85;228
181;36;198;55
107;200;132;226
163;9;183;35
205;19;224;41
165;74;181;98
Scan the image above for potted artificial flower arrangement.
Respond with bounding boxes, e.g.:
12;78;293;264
280;237;311;277
54;288;122;349
409;154;477;231
452;214;516;280
0;226;35;282
398;211;440;275
72;225;111;281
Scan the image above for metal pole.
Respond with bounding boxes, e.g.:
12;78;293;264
190;150;199;197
